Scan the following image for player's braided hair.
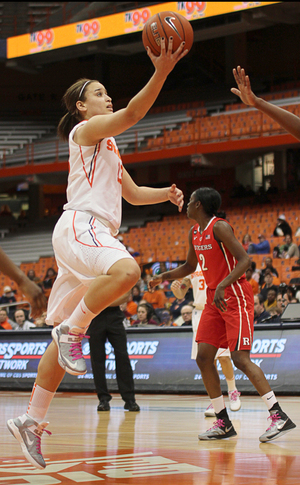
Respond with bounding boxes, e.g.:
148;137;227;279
57;78;97;141
194;187;226;219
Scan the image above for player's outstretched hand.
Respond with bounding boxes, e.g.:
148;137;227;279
19;278;47;319
148;275;163;292
231;66;258;107
146;37;188;77
168;184;184;212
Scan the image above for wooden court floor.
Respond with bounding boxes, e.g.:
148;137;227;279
1;391;299;484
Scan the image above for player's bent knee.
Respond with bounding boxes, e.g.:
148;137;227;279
231;352;249;372
109;259;140;288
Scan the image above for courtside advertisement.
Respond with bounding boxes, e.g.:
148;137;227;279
0;326;299;393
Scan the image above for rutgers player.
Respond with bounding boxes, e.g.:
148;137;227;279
149;187;295;442
171;263;241;417
7;38;187;469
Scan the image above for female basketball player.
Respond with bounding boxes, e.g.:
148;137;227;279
7;37;187;469
231;65;300;140
148;187;296;442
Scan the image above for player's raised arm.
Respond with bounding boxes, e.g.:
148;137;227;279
231;65;300;141
75;38;188;145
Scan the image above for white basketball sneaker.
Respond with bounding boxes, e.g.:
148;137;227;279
204;403;216;417
228;390;241;412
7;414;51;469
52;322;88;375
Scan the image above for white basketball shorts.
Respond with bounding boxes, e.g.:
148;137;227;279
46;210;134;326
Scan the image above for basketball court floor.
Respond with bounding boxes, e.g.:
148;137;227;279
1;391;299;484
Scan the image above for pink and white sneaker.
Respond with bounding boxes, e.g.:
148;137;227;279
204;403;216;417
229;390;241;412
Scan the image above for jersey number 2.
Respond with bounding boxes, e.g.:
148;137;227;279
199;254;208;271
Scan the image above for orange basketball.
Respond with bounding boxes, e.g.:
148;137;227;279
142;11;194;56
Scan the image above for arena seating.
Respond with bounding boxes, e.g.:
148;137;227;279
1;196;300;296
0;121;55;161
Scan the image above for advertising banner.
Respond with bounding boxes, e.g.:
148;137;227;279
7;2;280;59
0;325;299;393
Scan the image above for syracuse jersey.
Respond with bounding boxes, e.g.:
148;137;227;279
188;263;206;310
192;216;246;290
64;120;123;235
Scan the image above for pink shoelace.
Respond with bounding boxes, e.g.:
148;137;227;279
208;419;225;431
229;390;241;401
266;412;281;431
35;427;52;454
68;332;90;361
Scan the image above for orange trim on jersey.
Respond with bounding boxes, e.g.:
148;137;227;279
79;144;100;187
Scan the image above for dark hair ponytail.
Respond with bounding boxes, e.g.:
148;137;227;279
194;187;225;218
57;78;97;141
57;111;77;142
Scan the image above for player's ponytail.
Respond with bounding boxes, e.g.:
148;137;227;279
57;78;96;141
194;187;223;217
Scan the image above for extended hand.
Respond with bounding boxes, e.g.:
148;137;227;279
231;66;258;107
168;184;184;212
148;275;162;292
19;279;47;319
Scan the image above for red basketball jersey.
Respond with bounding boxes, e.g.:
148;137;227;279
192;217;246;290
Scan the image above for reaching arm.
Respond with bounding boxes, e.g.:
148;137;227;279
0;247;47;318
76;38;188;145
122;168;184;212
148;228;198;290
212;221;251;311
231;66;300;141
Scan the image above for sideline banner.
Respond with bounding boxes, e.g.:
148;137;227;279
0;325;299;393
7;2;280;59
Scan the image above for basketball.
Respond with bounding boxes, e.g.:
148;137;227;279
142;11;194;56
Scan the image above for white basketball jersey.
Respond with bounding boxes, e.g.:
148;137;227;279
63;120;123;235
188;263;207;309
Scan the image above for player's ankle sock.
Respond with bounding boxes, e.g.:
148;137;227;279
261;391;277;410
27;383;55;422
226;376;237;392
66;298;96;333
211;395;225;415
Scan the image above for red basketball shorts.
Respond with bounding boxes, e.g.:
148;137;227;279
196;279;254;351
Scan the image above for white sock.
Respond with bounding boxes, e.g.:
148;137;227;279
261;390;277;410
65;298;96;333
27;383;55;422
226;376;237;392
211;395;225;414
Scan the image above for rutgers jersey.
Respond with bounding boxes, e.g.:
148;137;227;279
192;217;246;290
64;120;123;235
